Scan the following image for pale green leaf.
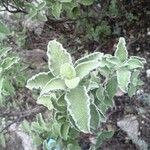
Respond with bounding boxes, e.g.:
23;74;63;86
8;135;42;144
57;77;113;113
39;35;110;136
96;131;114;148
75;60;100;80
60;122;70;140
126;58;144;69
1;57;19;70
128;83;137;97
40;78;66;95
130;56;146;63
52;2;62;19
106;56;121;65
96;85;105;101
98;66;111;77
74;52;103;66
117;68;131;92
67;143;81;150
0;21;10;34
37;95;53;110
90;103;100;130
47;40;72;76
0;133;6;148
65;77;80;89
79;0;94;6
0;47;11;58
59;0;72;2
26;72;53;90
106;76;118;98
115;37;128;62
65;86;91;133
60;63;76;79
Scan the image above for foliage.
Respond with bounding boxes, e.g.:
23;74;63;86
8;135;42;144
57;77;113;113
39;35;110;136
26;37;145;149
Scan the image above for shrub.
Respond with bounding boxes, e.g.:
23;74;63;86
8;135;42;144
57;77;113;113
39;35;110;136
25;37;146;149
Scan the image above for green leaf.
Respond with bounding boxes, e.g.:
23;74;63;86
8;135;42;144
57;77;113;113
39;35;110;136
130;56;146;63
98;66;111;77
90;103;100;130
117;68;131;92
74;52;103;66
3;78;15;95
59;0;72;2
60;122;70;140
1;57;19;70
0;21;10;34
60;63;76;79
128;83;137;97
106;56;121;65
65;86;91;133
37;95;53;110
67;143;81;150
52;2;62;19
0;133;6;148
40;78;66;95
0;77;4;105
106;76;118;98
126;58;144;69
96;130;114;148
0;47;11;58
65;77;80;89
37;2;46;10
26;72;54;90
79;0;94;6
115;37;128;62
96;85;105;101
47;40;72;76
75;60;100;80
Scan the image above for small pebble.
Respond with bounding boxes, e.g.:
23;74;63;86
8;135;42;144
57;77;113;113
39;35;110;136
146;69;150;78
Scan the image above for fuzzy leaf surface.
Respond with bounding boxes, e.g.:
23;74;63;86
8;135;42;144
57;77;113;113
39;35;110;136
40;78;66;95
26;72;53;90
65;86;91;133
117;68;131;92
37;95;53;110
74;52;103;66
115;37;128;62
47;40;72;76
75;60;100;80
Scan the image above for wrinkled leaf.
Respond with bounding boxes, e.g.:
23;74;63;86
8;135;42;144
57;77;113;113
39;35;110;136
47;40;72;76
37;95;53;110
26;72;53;90
75;60;100;80
74;52;103;66
65;77;80;89
65;86;91;133
115;37;128;62
117;68;131;92
60;63;76;79
40;78;66;95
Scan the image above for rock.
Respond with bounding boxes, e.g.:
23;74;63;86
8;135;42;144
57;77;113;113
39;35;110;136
117;115;148;150
4;123;37;150
22;18;45;36
146;69;150;78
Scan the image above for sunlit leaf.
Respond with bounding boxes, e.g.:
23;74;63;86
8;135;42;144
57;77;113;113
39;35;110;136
75;60;100;80
47;40;72;76
40;77;66;95
115;37;128;62
74;52;103;66
60;63;76;79
65;77;80;89
37;95;53;110
26;72;53;90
